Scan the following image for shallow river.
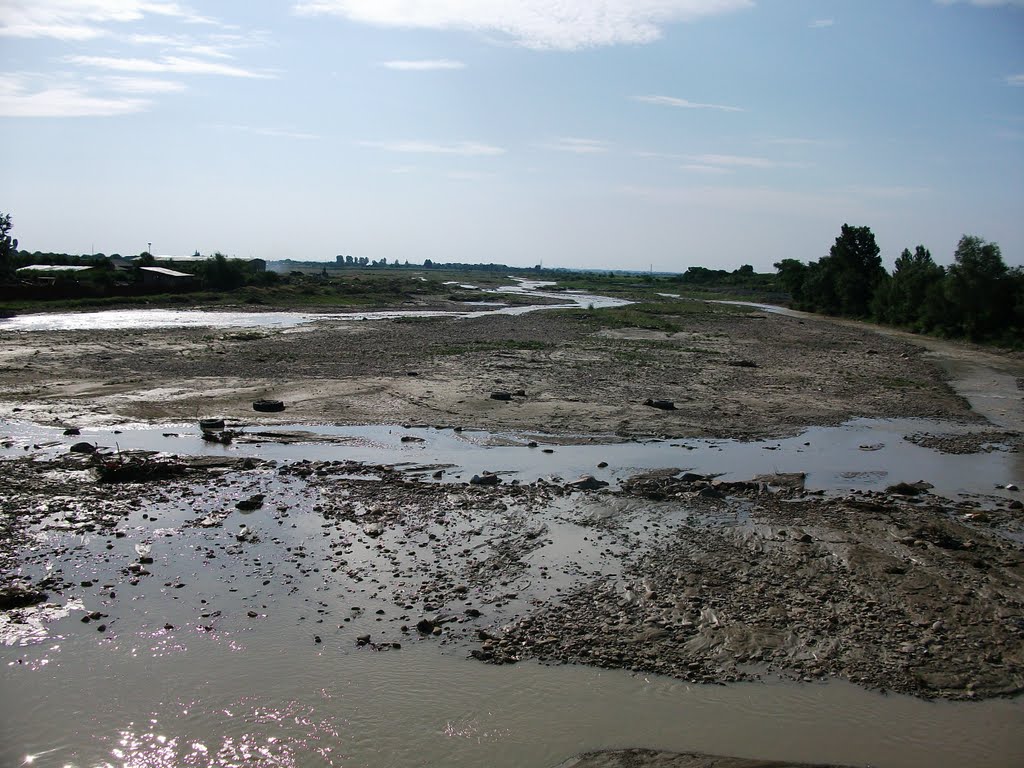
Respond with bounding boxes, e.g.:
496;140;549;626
2;291;1023;767
2;417;1023;768
0;279;628;332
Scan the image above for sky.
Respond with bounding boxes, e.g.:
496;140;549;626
0;0;1022;272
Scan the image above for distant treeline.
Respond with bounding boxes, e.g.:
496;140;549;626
775;224;1021;344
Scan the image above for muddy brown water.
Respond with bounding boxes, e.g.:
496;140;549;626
3;297;1023;767
2;417;1023;768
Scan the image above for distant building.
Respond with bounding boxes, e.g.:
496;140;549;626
139;266;195;288
247;258;266;273
17;264;96;274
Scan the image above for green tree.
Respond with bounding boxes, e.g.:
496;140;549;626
824;224;884;317
946;235;1010;340
0;211;18;277
773;258;809;306
885;245;945;328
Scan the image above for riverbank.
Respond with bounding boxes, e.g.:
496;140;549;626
0;299;986;440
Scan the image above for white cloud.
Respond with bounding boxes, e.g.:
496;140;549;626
542;137;611;154
98;75;187;93
1007;74;1024;86
0;1;214;40
294;0;754;50
680;163;733;174
634;94;743;112
808;19;834;28
360;140;506;156
381;59;465;70
66;55;271;78
217;124;320;140
688;153;788;169
0;73;148;116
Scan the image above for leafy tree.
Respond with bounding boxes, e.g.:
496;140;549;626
824;224;884;317
883;245;945;328
203;252;246;291
946;235;1010;340
773;258;809;305
0;211;18;277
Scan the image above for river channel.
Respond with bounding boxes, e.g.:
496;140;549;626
1;291;1023;768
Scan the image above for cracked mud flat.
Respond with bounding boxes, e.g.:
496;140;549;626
2;304;1024;767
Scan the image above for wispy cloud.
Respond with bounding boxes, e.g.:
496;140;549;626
634;94;743;112
0;1;215;40
1007;74;1024;87
808;18;834;28
761;136;830;146
294;0;754;51
66;55;272;78
381;59;465;71
679;163;733;174
360;140;506;156
0;73;148;117
98;76;187;94
688;153;791;169
542;137;611;154
217;124;320;140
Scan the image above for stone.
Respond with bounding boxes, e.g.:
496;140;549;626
69;442;96;454
236;495;265;511
363;522;385;538
490;391;513;401
470;472;500;486
643;399;676;411
568;475;609;491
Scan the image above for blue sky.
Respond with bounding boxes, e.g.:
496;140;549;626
1;0;1022;271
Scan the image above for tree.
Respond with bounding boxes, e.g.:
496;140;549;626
882;245;945;328
0;211;18;277
773;258;809;306
946;235;1010;340
823;224;884;317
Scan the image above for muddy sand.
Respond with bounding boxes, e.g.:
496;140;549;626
1;302;1023;766
0;306;1002;437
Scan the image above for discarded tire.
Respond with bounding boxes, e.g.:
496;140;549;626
252;399;285;413
199;418;225;432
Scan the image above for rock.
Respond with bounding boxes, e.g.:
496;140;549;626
0;586;47;610
1006;484;1020;492
470;472;500;486
514;389;527;397
363;522;385;538
69;442;96;454
416;618;436;634
63;427;81;436
490;391;513;401
727;359;758;368
886;481;933;496
568;475;609;491
1009;500;1023;510
314;635;322;644
643;399;676;411
356;634;371;646
401;436;425;443
252;399;285;413
236;494;265;511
